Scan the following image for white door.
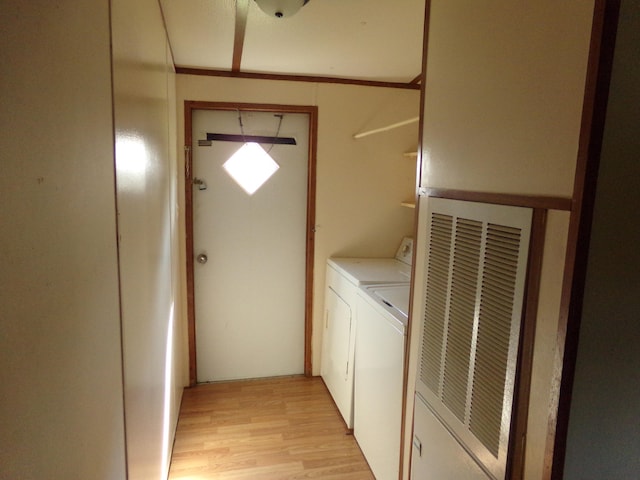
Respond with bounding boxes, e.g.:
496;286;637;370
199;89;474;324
192;109;309;382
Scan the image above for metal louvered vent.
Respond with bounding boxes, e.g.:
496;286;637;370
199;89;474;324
420;213;453;393
442;218;482;423
469;223;521;456
416;198;531;480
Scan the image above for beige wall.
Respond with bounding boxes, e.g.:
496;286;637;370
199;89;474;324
404;0;596;478
112;0;182;478
0;0;182;478
420;0;593;197
0;1;126;478
176;75;420;376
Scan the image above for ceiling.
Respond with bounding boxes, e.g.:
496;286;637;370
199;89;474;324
161;0;426;86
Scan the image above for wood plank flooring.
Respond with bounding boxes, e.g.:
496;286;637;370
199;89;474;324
168;376;374;479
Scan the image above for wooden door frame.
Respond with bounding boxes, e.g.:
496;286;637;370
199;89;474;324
545;0;621;477
184;100;318;386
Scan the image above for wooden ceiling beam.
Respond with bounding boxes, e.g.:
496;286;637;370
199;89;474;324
232;0;250;72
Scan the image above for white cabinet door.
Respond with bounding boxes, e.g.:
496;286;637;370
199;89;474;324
412;395;489;479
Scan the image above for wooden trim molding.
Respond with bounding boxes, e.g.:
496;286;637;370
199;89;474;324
175;66;421;91
545;0;621;478
508;208;547;479
401;1;432;478
184;103;197;386
426;188;573;211
304;109;318;378
184;100;318;386
186;100;319;115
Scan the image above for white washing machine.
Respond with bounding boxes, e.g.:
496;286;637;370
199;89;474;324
354;283;410;480
320;238;413;429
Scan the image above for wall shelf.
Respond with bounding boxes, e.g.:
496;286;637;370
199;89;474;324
353;117;419;139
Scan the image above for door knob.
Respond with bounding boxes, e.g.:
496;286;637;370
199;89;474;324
196;253;208;264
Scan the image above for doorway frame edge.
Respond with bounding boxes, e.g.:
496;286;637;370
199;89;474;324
184;100;319;386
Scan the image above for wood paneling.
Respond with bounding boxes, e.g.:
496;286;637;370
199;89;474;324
168;376;373;479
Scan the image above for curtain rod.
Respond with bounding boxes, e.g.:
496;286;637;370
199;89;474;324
203;133;297;145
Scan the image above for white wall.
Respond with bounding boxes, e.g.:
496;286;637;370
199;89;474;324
405;1;596;478
564;0;640;477
112;0;183;478
0;1;126;478
176;75;420;376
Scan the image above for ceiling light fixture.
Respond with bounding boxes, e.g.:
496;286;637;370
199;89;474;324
254;0;310;18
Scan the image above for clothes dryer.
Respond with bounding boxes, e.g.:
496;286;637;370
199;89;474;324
320;238;412;428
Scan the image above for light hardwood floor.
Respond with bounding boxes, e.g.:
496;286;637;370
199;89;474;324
168;376;374;479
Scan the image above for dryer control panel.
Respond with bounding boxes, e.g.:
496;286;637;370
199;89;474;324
395;236;414;265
